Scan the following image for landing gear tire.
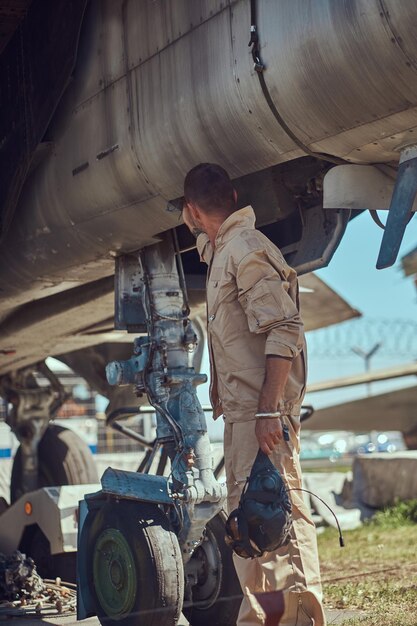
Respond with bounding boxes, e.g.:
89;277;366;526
89;500;184;626
10;424;99;502
183;512;242;626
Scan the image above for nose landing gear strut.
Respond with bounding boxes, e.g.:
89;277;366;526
78;233;241;626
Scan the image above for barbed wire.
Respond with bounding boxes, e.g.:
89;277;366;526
307;317;417;358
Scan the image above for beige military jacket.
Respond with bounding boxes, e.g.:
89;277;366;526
196;206;307;423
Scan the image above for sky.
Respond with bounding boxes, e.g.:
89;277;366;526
308;211;417;399
303;210;417;413
316;210;416;325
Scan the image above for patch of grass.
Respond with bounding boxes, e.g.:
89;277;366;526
343;609;417;626
318;501;417;625
370;499;417;528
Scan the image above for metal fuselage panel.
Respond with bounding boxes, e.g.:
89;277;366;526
1;0;417;307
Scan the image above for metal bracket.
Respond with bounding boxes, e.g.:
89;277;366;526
100;467;173;505
282;205;351;275
114;254;147;331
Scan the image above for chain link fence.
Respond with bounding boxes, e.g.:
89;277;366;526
307;317;417;358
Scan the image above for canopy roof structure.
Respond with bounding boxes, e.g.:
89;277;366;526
305;384;417;435
298;273;361;332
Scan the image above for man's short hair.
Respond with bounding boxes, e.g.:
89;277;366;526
184;163;236;214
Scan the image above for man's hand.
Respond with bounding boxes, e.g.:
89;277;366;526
255;417;283;455
255;356;292;454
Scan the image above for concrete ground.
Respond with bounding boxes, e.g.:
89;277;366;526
1;608;365;625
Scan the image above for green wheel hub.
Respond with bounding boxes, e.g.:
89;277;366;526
93;528;137;617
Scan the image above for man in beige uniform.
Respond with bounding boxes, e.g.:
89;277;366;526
182;163;325;626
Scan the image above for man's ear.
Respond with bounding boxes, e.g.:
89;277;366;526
189;203;204;227
233;188;238;204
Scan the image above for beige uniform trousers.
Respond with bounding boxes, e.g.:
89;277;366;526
224;417;326;626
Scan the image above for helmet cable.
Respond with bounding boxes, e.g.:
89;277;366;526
287;487;345;547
